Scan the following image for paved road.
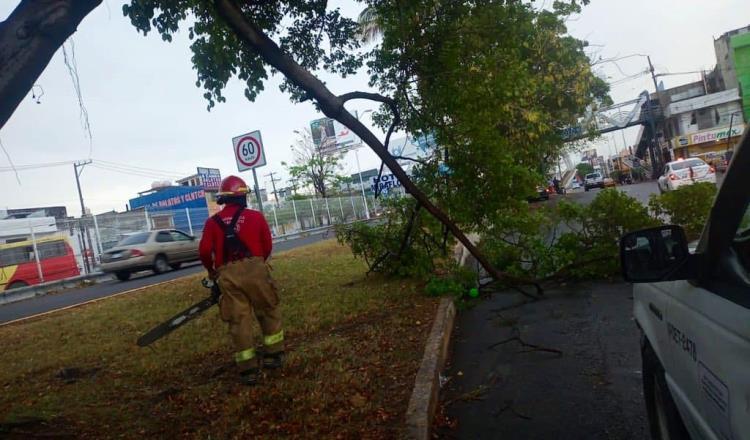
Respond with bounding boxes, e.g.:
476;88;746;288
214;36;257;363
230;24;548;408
566;180;660;205
0;232;332;324
440;283;647;439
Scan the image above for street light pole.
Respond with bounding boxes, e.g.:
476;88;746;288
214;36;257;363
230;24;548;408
353;109;371;219
725;111;742;157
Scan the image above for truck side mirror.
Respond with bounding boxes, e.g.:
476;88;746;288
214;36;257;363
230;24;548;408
620;225;691;283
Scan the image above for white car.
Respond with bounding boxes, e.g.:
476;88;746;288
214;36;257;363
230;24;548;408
620;131;750;440
584;172;604;191
657;158;716;193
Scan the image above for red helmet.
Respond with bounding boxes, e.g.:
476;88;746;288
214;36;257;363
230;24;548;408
217;175;249;197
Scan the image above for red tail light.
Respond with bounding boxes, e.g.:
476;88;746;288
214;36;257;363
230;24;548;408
669;173;678;181
130;249;144;257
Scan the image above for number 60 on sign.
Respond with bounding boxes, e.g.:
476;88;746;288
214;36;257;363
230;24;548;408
232;130;267;172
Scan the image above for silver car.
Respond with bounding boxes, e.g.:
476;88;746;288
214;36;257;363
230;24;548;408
100;230;199;281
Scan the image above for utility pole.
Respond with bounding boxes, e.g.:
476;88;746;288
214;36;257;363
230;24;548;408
74;160;94;274
265;171;281;207
647;56;674;167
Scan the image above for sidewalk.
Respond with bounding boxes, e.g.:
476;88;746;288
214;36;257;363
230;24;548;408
438;282;647;439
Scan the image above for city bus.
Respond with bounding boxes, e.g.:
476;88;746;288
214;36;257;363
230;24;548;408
0;234;81;291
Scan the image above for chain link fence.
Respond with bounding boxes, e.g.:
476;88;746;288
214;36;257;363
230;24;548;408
1;195;382;291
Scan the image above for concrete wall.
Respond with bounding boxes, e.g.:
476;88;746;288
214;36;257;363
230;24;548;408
715;25;750;91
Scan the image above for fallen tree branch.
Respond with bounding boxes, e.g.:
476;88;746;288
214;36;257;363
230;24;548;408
487;336;563;357
213;0;540;299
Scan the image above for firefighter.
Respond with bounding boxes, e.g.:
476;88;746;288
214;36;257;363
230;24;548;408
199;175;284;385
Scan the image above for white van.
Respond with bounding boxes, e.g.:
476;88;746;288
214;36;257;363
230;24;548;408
620;131;750;439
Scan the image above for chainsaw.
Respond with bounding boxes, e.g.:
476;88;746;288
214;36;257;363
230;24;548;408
137;278;220;347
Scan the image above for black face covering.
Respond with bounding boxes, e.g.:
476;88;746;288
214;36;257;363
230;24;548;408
217;195;248;207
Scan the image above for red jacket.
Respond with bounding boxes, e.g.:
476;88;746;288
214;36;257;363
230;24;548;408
199;204;272;271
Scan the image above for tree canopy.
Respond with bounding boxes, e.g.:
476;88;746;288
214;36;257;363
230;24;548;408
366;0;610;229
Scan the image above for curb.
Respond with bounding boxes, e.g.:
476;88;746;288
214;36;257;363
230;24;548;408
406;297;456;440
0;277;182;327
0;273;111;306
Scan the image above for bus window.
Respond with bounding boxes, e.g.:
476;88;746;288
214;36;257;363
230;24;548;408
37;240;67;260
0;246;33;266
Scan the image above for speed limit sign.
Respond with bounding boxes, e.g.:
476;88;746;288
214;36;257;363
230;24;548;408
232;130;267;172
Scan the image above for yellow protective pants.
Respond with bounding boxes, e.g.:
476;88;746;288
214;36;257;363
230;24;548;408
216;257;284;371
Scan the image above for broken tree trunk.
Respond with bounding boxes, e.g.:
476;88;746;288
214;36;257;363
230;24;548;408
0;0;102;130
214;0;539;297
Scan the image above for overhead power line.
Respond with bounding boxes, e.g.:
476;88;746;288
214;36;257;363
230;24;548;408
0;137;21;185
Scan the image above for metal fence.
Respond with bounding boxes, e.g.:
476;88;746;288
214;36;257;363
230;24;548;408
0;195;381;290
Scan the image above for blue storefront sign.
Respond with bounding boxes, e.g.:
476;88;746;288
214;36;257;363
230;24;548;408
129;186;209;233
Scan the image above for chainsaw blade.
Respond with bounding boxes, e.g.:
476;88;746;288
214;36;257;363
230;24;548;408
137;295;218;347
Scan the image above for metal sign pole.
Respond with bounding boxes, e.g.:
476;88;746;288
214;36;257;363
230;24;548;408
252;168;264;213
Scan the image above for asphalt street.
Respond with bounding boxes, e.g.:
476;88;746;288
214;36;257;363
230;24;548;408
439;180;673;439
561;180;660;206
440;283;647;439
0;232;332;325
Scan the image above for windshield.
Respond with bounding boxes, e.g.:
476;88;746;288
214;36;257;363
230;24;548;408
671;159;705;170
585;173;601;179
117;232;151;246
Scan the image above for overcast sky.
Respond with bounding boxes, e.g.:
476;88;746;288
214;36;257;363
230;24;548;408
0;1;747;215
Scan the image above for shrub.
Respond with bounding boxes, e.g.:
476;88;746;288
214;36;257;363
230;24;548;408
335;197;450;279
649;182;717;240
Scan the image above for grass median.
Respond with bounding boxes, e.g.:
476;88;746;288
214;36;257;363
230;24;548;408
0;240;438;438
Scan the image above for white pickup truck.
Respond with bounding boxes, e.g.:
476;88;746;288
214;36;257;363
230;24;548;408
620;131;750;440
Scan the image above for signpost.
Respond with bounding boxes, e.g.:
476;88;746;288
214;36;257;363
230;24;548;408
232;130;267;212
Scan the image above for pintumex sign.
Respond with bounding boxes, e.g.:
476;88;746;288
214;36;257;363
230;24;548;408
674;124;746;147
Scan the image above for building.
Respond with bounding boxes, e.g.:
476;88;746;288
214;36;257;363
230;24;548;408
129;182;212;233
346;168;381;196
714;25;750;92
0;206;68;220
666;87;745;158
732;32;750;119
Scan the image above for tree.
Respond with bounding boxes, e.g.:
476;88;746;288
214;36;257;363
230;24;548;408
0;0;603;291
121;0;531;288
0;0;102;130
282;128;343;198
576;163;595;177
367;1;610;228
357;7;381;43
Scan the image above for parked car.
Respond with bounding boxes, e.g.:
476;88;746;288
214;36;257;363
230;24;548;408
100;230;199;281
584;172;604;191
619;130;750;440
657;158;716;193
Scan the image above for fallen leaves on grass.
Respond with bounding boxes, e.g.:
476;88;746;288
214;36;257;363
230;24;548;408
0;240;439;439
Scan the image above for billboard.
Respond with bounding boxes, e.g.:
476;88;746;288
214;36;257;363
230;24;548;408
581;148;598;161
370;174;403;195
310;117;358;155
197;167;222;191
